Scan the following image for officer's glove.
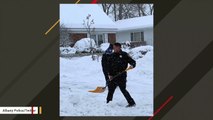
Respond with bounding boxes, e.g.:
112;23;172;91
129;65;134;69
108;75;113;81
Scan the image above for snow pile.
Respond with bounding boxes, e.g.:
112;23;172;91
99;42;130;53
122;47;130;53
115;15;153;31
125;41;131;46
60;47;76;55
73;38;96;52
60;48;153;116
99;43;110;52
60;4;116;29
129;45;153;59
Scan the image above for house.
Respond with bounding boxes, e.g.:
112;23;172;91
60;4;117;46
60;4;153;47
115;15;153;46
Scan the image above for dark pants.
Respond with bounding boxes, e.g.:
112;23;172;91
107;76;135;105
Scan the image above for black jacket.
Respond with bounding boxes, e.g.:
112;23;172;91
101;47;113;81
102;53;111;75
108;51;136;77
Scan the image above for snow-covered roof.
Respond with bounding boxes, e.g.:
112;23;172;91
60;4;117;29
115;15;153;31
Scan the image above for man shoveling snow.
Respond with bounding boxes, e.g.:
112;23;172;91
102;43;136;107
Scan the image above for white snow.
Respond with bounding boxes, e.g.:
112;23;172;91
60;46;153;116
73;38;96;52
115;15;153;31
100;43;110;52
129;45;153;59
125;41;131;46
60;4;117;29
60;47;76;55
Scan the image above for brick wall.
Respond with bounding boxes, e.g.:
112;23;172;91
70;33;87;46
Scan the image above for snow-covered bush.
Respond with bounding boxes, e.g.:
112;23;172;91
121;41;131;52
122;47;130;53
129;45;153;60
99;43;110;52
125;41;131;46
60;47;76;55
73;38;96;53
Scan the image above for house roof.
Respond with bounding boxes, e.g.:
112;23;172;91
60;4;117;29
115;15;153;31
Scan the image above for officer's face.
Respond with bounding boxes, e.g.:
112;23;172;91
113;45;121;53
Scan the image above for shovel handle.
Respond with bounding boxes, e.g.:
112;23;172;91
108;66;133;83
125;66;133;71
115;66;132;77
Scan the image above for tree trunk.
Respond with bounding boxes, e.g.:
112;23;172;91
118;4;123;20
113;4;117;21
102;4;106;12
137;4;142;17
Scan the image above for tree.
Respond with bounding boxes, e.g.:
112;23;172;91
147;4;154;15
123;4;139;19
101;4;112;15
136;4;145;16
113;4;117;21
83;14;96;60
118;4;123;20
101;4;154;21
60;24;71;47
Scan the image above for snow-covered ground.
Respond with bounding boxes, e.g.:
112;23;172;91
60;47;153;116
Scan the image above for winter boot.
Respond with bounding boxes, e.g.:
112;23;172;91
126;103;136;107
106;100;111;104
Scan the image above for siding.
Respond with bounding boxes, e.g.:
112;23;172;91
144;29;153;45
116;31;131;43
116;28;153;46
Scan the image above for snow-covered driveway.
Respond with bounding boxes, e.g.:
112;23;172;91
60;51;153;116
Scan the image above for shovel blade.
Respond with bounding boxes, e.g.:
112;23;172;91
88;86;106;93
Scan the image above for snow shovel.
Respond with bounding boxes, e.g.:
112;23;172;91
88;67;133;93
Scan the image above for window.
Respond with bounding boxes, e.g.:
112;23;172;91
141;32;144;41
131;33;134;41
130;32;144;41
97;34;105;46
90;35;96;41
90;34;105;46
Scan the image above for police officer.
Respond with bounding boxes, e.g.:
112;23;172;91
107;43;136;107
